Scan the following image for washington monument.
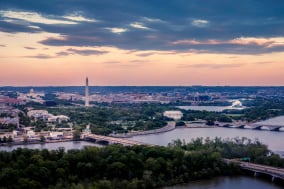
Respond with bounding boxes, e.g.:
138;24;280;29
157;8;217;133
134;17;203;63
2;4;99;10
85;77;89;107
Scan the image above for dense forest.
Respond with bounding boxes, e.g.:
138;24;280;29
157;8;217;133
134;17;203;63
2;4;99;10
1;138;282;189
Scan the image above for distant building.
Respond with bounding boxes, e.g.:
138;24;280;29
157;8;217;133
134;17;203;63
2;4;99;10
27;110;69;122
27;130;35;138
12;130;19;137
231;100;242;107
0;117;19;127
47;115;69;123
27;110;49;120
48;131;63;139
0;96;22;106
163;111;183;120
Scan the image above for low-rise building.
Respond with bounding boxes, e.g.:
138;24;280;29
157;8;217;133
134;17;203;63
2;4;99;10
0;117;19;127
27;130;35;138
27;110;50;120
48;115;69;123
48;131;64;139
163;111;183;120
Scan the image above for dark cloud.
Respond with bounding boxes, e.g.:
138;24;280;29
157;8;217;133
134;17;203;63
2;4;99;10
56;51;70;56
67;48;108;56
24;46;36;50
0;20;41;33
0;44;6;47
56;48;108;56
1;0;284;54
136;52;156;57
25;54;53;59
129;60;148;64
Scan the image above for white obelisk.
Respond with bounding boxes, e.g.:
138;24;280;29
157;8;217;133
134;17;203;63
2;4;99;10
85;77;89;107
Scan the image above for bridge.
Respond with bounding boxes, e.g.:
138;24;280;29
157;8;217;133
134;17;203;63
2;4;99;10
220;123;284;131
225;159;284;181
249;123;284;131
82;133;155;146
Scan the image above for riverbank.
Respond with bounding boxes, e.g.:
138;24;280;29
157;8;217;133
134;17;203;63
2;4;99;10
0;138;74;147
110;121;176;138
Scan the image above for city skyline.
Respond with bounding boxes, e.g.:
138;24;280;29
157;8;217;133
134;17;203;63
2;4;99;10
1;1;284;86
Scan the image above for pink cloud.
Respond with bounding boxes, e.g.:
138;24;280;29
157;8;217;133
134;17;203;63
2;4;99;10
171;37;284;48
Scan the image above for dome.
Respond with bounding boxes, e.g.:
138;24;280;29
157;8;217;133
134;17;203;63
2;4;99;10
232;100;242;107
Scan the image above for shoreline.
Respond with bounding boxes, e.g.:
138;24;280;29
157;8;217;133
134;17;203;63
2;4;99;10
110;121;176;138
0;138;74;147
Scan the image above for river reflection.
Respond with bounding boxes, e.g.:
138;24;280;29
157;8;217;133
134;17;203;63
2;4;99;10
0;141;101;152
163;176;283;189
131;127;284;153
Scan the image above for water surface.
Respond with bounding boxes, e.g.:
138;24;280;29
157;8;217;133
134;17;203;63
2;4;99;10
131;127;284;154
177;106;244;112
0;141;100;152
164;176;283;189
255;116;284;126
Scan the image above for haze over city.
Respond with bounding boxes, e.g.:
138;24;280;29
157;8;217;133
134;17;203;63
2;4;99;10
1;0;284;86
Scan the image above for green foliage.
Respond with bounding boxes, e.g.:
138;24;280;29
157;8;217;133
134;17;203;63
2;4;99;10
18;112;31;126
40;135;46;143
181;110;231;124
1;137;281;188
242;98;284;121
175;121;185;127
168;137;284;168
72;130;81;141
0;142;242;189
47;104;169;135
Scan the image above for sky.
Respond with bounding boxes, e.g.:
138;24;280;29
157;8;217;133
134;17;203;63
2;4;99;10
1;0;284;86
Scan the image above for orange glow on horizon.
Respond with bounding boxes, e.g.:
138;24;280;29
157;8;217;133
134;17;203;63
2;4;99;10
1;32;284;86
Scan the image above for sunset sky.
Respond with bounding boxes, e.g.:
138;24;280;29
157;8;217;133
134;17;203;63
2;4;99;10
1;0;284;86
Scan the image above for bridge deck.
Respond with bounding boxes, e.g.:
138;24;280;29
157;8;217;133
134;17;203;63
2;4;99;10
225;159;284;179
83;133;155;146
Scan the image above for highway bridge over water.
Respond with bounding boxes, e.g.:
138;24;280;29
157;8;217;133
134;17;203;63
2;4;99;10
83;132;284;183
82;133;155;146
225;159;284;182
220;123;284;131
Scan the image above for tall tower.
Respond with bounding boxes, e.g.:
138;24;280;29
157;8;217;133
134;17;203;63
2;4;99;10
85;77;89;107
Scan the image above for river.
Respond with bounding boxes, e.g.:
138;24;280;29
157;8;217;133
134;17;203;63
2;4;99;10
1;127;284;155
177;105;245;112
130;127;284;157
163;176;283;189
0;141;101;152
1;127;284;188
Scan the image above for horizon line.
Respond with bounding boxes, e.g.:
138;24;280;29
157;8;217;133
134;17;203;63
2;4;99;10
1;85;284;88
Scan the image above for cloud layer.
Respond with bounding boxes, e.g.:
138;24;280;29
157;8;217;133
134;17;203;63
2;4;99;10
1;0;284;54
1;0;284;86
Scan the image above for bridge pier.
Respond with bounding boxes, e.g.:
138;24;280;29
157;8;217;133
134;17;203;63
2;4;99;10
270;127;281;132
272;176;275;182
253;126;263;130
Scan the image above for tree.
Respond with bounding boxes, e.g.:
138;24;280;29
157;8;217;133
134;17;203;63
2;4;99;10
73;130;81;141
40;135;45;143
175;121;185;127
7;136;13;143
23;136;28;143
206;120;215;126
